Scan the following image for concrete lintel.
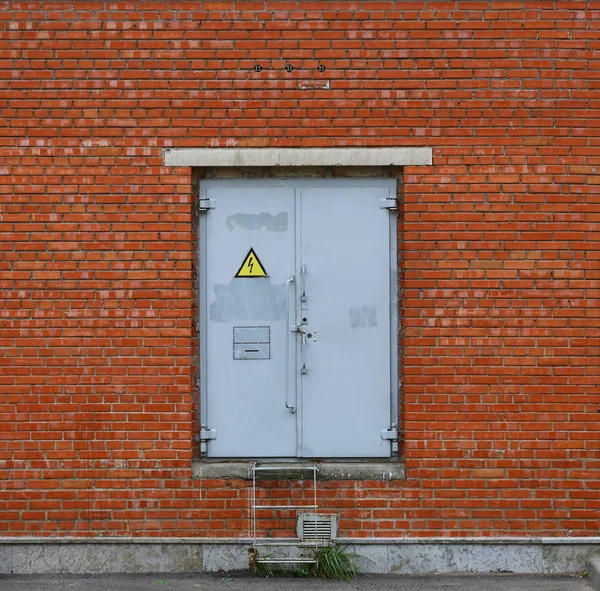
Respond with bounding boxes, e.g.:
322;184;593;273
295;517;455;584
163;147;432;168
191;461;406;481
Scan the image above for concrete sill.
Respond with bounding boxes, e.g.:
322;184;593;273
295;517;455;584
192;460;405;481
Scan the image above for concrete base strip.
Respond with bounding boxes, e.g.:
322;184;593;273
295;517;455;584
589;557;600;591
0;538;599;575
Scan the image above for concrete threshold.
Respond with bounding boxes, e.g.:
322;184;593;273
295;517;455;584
191;460;406;481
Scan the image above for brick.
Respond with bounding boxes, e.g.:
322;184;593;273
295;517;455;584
0;0;596;541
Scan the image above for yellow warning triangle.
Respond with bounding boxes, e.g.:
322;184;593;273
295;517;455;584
235;248;268;278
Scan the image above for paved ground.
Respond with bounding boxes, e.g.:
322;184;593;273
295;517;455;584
0;573;594;591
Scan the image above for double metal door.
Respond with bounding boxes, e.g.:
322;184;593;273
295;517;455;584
199;179;397;458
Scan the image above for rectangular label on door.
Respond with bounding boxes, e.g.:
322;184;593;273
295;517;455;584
233;326;270;360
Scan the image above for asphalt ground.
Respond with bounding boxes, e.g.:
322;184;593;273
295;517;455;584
0;573;594;591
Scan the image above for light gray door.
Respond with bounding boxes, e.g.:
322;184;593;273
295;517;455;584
202;184;297;457
201;179;396;458
298;186;393;457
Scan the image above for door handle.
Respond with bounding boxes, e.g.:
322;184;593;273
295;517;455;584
291;323;307;374
299;262;307;373
300;263;306;302
285;276;296;413
301;334;307;375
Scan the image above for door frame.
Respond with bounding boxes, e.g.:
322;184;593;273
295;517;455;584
197;177;399;458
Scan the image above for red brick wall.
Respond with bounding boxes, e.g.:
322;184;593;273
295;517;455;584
0;1;598;537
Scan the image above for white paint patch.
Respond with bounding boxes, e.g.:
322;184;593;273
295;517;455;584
349;305;378;328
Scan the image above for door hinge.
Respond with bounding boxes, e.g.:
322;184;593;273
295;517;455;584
379;197;397;209
198;198;215;212
381;425;398;454
196;427;217;454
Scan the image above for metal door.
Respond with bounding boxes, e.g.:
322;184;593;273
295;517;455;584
298;185;394;457
201;184;297;457
200;179;397;458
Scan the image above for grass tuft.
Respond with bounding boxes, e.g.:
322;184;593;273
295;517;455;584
252;545;357;581
312;544;357;581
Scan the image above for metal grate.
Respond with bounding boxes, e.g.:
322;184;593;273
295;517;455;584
297;513;337;543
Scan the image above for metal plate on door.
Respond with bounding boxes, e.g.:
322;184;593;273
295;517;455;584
233;326;270;360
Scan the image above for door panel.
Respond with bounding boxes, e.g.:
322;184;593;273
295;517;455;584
201;180;394;458
299;187;392;457
204;184;297;457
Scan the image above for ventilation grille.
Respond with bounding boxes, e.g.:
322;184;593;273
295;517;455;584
297;513;337;542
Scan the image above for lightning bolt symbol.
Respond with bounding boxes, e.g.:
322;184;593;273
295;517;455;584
248;257;254;273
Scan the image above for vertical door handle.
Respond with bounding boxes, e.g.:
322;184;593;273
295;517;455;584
300;263;307;374
285;276;296;413
301;334;307;375
300;263;306;302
